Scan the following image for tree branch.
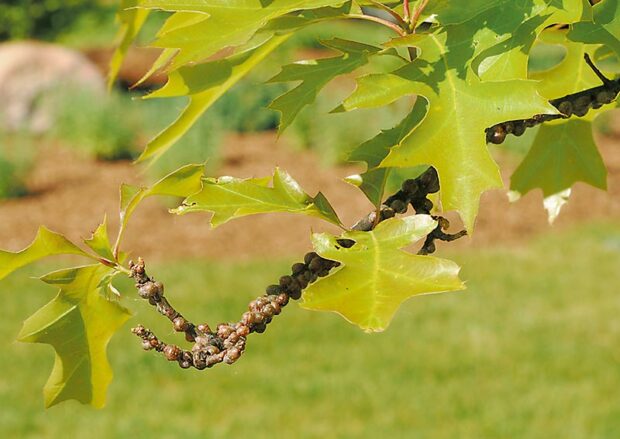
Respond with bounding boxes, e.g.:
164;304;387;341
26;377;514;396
129;168;467;370
403;0;411;22
486;54;620;144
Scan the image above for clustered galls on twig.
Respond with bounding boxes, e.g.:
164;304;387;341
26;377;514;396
129;167;468;370
130;252;340;370
352;167;468;254
486;54;620;145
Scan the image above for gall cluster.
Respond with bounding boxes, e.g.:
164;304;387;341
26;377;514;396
130;253;339;370
486;54;620;145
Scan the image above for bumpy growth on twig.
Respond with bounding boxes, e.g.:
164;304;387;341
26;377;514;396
486;54;620;144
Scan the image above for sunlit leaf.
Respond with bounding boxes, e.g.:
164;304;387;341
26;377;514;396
115;164;205;250
302;215;464;332
84;217;115;261
108;0;150;90
263;2;352;32
543;188;572;224
269;38;382;131
470;0;587;80
0;228;95;281
17;265;131;408
173;168;341;226
342;30;557;231
510;38;609;200
346;98;427;205
138;35;289;163
137;0;347;68
570;0;620;58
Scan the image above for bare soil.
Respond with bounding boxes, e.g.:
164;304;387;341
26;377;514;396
0;132;618;261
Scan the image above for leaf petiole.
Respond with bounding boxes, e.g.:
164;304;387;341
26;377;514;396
346;14;407;36
365;0;409;29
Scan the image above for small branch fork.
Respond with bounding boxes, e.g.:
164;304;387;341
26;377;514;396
129;168;467;370
486;54;620;144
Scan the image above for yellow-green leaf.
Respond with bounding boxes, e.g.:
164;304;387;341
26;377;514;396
268;38;381;132
302;216;464;332
17;265;131;408
137;0;347;68
510;37;609;198
84;217;115;261
173;168;341;227
346;98;428;206
115;164;205;250
0;227;95;281
469;0;587;81
343;30;558;231
570;0;620;58
108;0;150;90
138;35;289;163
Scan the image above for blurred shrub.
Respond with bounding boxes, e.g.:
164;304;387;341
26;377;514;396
0;0;113;41
140;96;225;180
141;78;286;180
52;89;139;161
0;133;36;198
211;81;287;133
285;85;410;165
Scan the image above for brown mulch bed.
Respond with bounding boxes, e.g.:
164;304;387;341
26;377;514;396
0;132;618;261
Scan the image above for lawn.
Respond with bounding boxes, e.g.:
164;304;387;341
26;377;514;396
1;222;619;438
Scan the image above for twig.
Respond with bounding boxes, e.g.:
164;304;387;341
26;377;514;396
129;168;467;370
366;0;409;29
347;14;407;36
410;0;430;31
486;55;620;144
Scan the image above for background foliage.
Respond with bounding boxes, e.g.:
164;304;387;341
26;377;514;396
0;0;113;41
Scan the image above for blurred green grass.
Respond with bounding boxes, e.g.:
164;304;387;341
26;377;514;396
1;222;619;438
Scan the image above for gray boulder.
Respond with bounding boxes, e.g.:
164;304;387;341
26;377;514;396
0;41;105;133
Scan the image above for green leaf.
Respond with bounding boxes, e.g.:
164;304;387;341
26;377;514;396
510;119;607;196
342;30;558;231
425;0;506;25
173;168;341;227
345;98;428;205
570;0;620;58
427;0;586;26
509;37;609;198
268;38;381;131
138;34;289;163
263;2;352;32
137;0;347;68
470;0;587;80
115;164;205;251
0;228;95;281
108;0;150;90
532;38;612;98
84;217;115;261
301;216;464;332
17;265;131;408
